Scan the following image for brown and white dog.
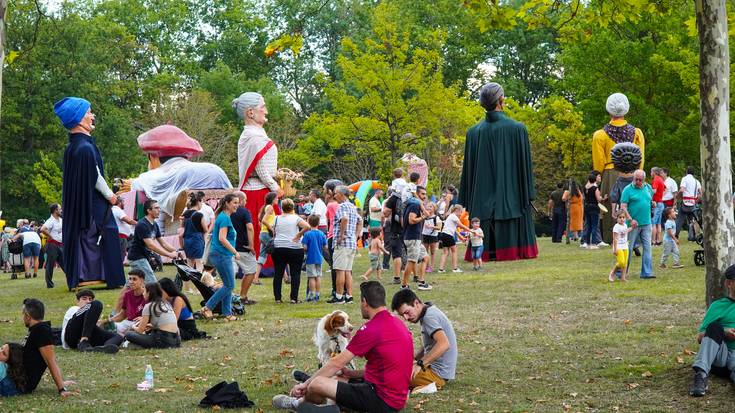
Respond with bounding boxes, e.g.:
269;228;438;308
314;310;354;368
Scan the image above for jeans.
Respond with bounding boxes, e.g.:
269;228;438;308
125;329;181;349
627;224;653;277
206;251;235;316
0;376;20;397
693;321;735;380
551;207;566;243
582;209;599;246
129;258;157;284
44;242;64;288
272;247;304;302
580;214;602;245
661;239;680;265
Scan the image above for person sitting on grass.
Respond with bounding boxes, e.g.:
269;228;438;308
301;214;328;303
21;298;76;398
391;288;458;391
689;264;735;397
109;270;148;335
61;289;123;354
362;227;389;281
272;281;413;413
124;282;181;349
0;343;26;397
159;277;206;340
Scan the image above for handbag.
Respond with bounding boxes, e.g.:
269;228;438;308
262;217;278;255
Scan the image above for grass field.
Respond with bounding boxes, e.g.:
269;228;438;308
0;238;731;412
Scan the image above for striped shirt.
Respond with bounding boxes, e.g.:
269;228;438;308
334;201;360;249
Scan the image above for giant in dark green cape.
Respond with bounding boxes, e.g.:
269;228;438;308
458;111;538;261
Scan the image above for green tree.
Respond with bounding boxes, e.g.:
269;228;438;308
32;152;62;205
298;3;481;185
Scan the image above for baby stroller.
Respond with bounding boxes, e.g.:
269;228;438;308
7;239;24;279
690;206;705;266
172;259;244;316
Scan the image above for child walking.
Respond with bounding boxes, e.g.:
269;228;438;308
660;207;684;269
469;218;485;271
610;213;633;282
301;215;328;302
362;228;389;281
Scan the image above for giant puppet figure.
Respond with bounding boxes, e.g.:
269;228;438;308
233;92;281;267
592;93;645;244
458;83;538;261
55;97;125;289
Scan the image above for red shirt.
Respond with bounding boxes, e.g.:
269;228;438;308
326;201;340;239
347;309;413;410
122;289;147;321
652;175;665;203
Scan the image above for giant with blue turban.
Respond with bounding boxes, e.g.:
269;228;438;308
56;97;125;289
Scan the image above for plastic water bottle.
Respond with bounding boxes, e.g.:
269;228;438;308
144;364;154;388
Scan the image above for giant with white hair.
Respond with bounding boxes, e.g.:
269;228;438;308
232;92;264;119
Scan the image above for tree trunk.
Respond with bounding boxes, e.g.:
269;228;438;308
695;0;734;306
0;0;5;125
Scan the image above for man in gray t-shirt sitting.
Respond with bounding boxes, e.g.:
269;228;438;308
391;289;457;389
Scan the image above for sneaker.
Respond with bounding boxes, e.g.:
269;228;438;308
452;268;463;273
417;282;433;291
92;344;119;354
344;296;354;304
689;371;708;397
305;295;313;303
400;285;410;290
597;242;609;247
77;340;93;352
392;277;401;284
580;243;588;248
413;275;419;283
326;296;345;304
437;269;446;273
672;264;684;269
272;394;300;410
293;370;311;383
314;294;320;302
659;264;667;270
633;247;641;256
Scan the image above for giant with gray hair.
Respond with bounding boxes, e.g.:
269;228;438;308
479;82;504;111
232;92;264;119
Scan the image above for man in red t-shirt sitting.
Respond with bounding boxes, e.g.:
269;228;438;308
272;281;413;412
107;270;147;335
650;167;666;245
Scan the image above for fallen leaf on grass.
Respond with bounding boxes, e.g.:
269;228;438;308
562;402;571;411
676;356;684;364
641;371;653;377
102;400;112;405
623;319;632;325
223;355;233;362
683;348;695;355
154;388;171;393
108;383;120;388
285;364;295;369
569;392;578;398
627;383;639;389
279;349;295;358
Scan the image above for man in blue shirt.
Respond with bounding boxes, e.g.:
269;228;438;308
301;215;328;302
620;170;656;279
402;186;432;291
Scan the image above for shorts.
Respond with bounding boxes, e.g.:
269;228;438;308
615;249;629;269
388;235;405;259
333;247;356;271
368;253;380;270
305;263;322;278
438;232;456;248
471;245;484;260
335;381;397;413
404;239;428;263
652;202;665;225
23;243;41;258
368;219;382;229
422;234;438;245
234;251;257;275
129;258;157;284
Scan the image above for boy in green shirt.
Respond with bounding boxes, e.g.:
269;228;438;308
689;265;735;397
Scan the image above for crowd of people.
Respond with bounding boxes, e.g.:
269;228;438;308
547;166;701;280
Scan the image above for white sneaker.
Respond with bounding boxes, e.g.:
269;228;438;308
597;242;610;247
580;243;588;248
272;394;299;410
452;268;463;273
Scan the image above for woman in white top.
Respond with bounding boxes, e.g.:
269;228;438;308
125;282;181;349
271;199;310;304
438;205;472;273
421;202;442;273
12;220;42;279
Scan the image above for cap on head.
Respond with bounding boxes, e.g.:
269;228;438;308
606;93;630;117
725;264;735;280
54;97;91;129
